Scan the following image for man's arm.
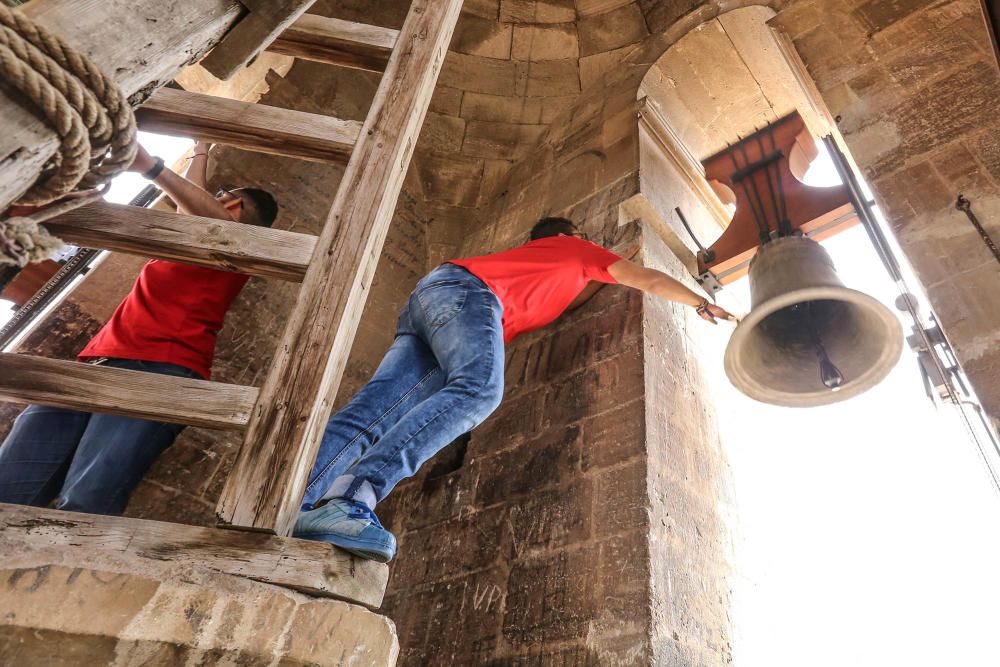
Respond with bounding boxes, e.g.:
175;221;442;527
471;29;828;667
568;242;641;311
129;145;234;221
608;259;732;323
183;141;212;189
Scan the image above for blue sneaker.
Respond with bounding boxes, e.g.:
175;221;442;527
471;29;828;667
293;499;397;563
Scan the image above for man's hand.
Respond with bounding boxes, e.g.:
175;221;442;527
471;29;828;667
695;301;735;325
127;144;157;174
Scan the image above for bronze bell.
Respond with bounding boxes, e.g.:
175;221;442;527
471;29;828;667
724;236;903;407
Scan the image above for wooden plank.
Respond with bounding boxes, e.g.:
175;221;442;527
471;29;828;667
0;503;388;608
217;0;466;535
44;201;315;281
0;0;244;210
0;354;257;430
268;14;397;72
199;0;317;80
136;88;361;164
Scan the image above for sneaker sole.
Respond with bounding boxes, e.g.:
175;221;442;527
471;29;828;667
294;531;395;563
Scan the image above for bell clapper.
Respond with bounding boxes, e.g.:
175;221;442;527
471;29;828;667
795;301;846;391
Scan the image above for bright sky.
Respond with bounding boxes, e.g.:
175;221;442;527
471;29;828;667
714;145;1000;667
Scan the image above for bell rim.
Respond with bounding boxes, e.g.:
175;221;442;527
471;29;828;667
724;285;904;407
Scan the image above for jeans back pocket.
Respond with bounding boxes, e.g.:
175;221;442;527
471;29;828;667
416;279;469;329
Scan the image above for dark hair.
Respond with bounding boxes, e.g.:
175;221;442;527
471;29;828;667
235;187;278;227
530;216;576;240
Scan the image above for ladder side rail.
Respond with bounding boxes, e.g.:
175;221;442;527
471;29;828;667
216;0;466;535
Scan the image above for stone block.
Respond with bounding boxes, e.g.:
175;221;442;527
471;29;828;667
392;506;507;584
854;0;939;34
523;58;583;97
428;85;464;116
440;51;522;96
418;111;467;153
592;458;648;536
453;12;514;59
0;560;397;666
509;480;594;552
414;151;485;207
501;0;576;23
463;91;539;123
471;388;545;455
581;398;646;470
463;120;548;160
576;0;633;18
578;3;649;57
542;347;644;427
502;546;599;645
512;24;580;61
474;425;583;506
463;0;502;20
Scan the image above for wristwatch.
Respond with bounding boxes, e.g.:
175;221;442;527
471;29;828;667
142;156;166;180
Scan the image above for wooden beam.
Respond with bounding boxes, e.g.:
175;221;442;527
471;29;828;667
0;354;257;430
0;503;388;608
217;0;465;535
268;14;397;72
199;0;317;81
136;88;361;164
45;200;315;281
0;0;243;210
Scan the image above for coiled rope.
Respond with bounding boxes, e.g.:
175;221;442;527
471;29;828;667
0;4;138;266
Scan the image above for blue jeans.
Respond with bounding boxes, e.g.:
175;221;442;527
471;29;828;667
302;263;505;509
0;358;201;515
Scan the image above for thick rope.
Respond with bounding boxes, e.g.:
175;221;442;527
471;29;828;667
0;191;102;267
0;5;137;205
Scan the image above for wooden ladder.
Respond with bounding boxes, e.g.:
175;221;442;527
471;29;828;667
0;0;464;601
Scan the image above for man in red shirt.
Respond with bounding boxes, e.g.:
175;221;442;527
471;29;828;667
294;216;732;562
0;141;277;515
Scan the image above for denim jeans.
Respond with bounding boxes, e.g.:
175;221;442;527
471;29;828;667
302;263;505;509
0;358;201;515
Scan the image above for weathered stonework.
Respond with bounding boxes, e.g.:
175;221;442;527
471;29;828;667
2;0;998;665
0;555;397;666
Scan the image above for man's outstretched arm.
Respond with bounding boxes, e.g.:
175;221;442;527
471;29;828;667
608;259;733;323
129;144;235;221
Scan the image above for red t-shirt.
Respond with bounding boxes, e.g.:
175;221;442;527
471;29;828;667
79;260;249;379
449;235;622;343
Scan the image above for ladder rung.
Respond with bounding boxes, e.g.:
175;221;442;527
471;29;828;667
0;354;258;430
136;88;361;163
268;14;397;72
45;201;315;282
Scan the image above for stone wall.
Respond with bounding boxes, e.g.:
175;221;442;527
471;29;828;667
0;551;397;666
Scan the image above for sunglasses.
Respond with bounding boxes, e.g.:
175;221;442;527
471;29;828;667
215;187;243;211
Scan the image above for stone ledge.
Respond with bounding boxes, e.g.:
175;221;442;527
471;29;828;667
0;554;398;666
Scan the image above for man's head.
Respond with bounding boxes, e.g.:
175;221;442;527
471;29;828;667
530;217;588;241
215;187;279;227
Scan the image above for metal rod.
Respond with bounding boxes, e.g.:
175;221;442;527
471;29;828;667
754;131;785;237
674;207;715;263
736;140;774;244
824;135;1000;496
767;127;792;236
955;194;1000;264
730;150;771;245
